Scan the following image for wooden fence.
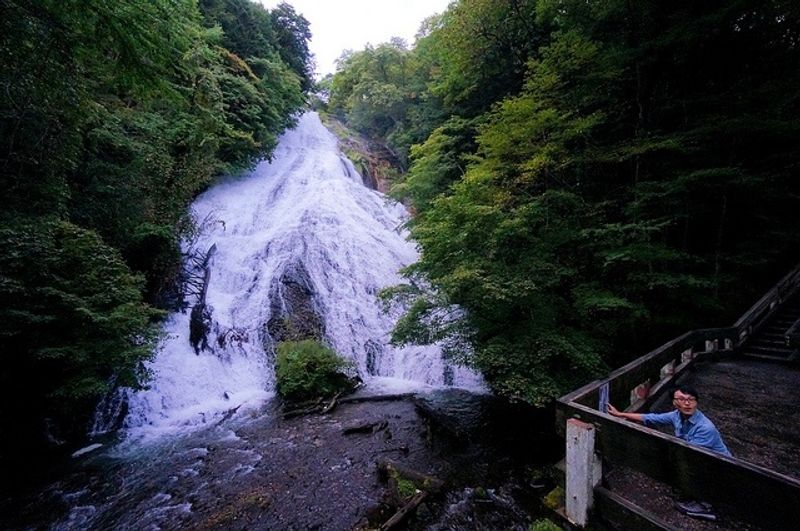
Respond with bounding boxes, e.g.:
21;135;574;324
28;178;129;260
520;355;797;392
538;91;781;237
556;263;800;529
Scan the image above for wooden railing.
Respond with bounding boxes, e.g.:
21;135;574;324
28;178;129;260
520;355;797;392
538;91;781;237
556;262;800;529
560;403;800;530
558;328;736;419
786;318;800;349
733;262;800;344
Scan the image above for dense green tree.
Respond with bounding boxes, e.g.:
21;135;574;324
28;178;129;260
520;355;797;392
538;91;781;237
199;0;277;60
0;220;159;452
330;42;412;139
362;0;800;404
0;0;310;457
390;117;477;212
425;0;547;116
271;2;315;91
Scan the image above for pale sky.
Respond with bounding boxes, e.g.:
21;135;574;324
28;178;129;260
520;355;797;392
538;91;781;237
260;0;453;77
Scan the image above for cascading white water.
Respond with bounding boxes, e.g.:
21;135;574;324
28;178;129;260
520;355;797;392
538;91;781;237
122;112;483;438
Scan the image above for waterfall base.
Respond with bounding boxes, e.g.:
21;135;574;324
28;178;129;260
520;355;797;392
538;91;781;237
2;390;559;530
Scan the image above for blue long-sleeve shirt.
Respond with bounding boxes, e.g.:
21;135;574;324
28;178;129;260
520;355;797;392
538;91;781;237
642;409;732;457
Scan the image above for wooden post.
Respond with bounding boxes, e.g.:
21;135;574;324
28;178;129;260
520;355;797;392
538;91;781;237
566;418;601;527
659;360;675;380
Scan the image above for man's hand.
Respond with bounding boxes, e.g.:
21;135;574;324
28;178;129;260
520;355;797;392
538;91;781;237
606;403;644;423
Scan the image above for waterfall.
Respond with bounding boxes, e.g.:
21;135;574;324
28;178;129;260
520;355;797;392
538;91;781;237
121;112;483;438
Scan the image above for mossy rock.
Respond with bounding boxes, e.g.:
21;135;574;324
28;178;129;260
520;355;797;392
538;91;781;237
542;486;564;511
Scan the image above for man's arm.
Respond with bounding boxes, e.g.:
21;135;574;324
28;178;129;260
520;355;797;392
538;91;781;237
607;404;645;422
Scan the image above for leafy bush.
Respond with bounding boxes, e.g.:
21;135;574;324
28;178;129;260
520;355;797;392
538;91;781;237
275;340;353;400
530;519;562;531
0;220;160;451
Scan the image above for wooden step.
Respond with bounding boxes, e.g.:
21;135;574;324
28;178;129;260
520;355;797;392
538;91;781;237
742;352;795;363
757;338;788;346
594;487;681;531
747;341;792;351
747;345;794;355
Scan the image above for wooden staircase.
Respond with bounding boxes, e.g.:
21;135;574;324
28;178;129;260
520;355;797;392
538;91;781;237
741;296;800;363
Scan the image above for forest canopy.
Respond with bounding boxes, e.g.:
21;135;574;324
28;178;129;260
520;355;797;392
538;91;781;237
0;0;311;455
329;0;800;405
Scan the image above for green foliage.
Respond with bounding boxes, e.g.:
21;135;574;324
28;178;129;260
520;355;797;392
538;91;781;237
542;486;564;511
346;0;800;404
530;518;562;531
425;0;546;115
393;475;418;500
329;36;448;163
0;0;310;451
271;2;314;91
0;220;160;444
391;117;477;212
330;42;411;137
275;340;354;401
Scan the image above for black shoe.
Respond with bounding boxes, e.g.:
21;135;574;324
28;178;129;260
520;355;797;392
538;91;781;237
675;500;717;521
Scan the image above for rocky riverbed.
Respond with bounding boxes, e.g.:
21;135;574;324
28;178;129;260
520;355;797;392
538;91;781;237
0;389;560;530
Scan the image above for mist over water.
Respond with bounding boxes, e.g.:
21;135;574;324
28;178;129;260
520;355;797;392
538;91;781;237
121;112;483;439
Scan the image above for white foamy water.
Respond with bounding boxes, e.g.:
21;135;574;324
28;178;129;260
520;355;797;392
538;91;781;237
121;112;483;437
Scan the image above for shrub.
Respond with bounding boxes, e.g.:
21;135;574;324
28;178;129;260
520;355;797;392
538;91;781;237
275;340;353;400
530;519;562;531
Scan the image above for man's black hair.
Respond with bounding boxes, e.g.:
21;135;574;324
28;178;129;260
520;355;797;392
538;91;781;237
672;384;699;401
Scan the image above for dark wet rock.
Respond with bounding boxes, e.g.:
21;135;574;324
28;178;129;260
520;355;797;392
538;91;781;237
364;339;382;376
413;389;555;450
442;364;454;386
343;419;389;435
189;301;212;354
319;115;404;194
266;261;325;345
186;244;217;354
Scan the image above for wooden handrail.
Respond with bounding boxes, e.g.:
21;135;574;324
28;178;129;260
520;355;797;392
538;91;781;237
733;261;800;341
557;263;800;528
562;263;800;417
786;317;800;349
560;328;736;416
558;401;800;530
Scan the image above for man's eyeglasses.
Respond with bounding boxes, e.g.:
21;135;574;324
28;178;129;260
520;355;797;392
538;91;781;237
673;396;697;404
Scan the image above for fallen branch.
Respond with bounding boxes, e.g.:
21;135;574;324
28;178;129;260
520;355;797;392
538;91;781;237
282;406;321;420
373;445;409;456
379;491;428;531
343;419;388;435
320;391;342;414
339;393;417;405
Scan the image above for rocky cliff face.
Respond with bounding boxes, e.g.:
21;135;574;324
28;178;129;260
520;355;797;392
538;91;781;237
319;114;404;194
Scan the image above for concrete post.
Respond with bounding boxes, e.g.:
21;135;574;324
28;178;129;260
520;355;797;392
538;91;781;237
566;418;601;527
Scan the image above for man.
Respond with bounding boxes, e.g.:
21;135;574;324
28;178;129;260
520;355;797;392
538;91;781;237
607;384;731;521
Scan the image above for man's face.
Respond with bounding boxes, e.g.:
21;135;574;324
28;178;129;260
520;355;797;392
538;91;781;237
673;390;698;416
